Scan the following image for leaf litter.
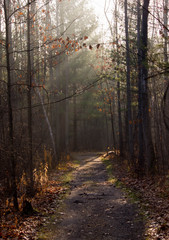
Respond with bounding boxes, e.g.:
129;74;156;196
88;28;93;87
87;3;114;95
104;153;169;240
0;160;77;239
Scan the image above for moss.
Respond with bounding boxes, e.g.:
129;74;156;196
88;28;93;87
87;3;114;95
60;172;73;184
102;158;116;182
102;157;142;204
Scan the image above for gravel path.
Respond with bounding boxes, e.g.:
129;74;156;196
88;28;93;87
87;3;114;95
53;152;145;240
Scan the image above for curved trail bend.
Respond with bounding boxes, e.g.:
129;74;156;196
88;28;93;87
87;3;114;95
53;152;145;240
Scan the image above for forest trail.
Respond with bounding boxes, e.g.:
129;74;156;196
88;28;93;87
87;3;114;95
46;153;145;240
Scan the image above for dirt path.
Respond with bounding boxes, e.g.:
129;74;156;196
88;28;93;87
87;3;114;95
47;153;145;240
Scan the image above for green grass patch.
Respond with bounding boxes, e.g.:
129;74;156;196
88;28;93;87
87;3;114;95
102;157;141;204
60;171;73;184
102;157;116;183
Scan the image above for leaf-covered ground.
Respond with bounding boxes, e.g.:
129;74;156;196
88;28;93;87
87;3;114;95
0;160;77;239
104;153;169;240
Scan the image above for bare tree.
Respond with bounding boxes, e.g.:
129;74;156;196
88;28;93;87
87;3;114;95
124;0;134;161
139;0;155;174
137;0;144;172
26;0;34;194
4;0;18;209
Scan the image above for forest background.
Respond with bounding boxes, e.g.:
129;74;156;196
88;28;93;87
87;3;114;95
0;0;169;214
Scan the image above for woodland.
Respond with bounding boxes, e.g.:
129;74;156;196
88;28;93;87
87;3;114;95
0;0;169;239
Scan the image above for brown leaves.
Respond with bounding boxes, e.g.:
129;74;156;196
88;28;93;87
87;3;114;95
38;33;102;56
0;211;20;239
0;158;76;240
52;44;57;49
18;12;23;16
43;36;47;42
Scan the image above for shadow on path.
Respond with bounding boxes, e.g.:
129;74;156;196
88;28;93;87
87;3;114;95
53;153;145;240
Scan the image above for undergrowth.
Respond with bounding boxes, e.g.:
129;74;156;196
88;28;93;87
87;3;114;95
0;154;80;240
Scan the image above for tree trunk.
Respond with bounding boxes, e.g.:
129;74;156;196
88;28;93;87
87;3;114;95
164;0;168;64
105;80;116;150
27;0;34;194
115;0;123;156
0;0;3;142
101;86;110;150
55;1;61;156
4;0;18;210
140;0;155;174
137;0;145;172
124;0;134;160
65;56;69;153
163;0;169;173
73;83;78;151
117;81;123;156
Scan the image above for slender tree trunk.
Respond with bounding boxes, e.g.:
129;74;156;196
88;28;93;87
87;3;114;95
27;0;34;194
4;0;18;210
65;56;69;153
73;83;77;151
115;0;123;156
59;1;65;152
109;103;116;150
105;80;116;149
163;0;169;173
137;0;145;172
47;3;54;84
0;0;2;82
55;1;61;156
59;0;69;153
140;0;155;174
124;0;134;160
101;86;110;150
0;0;2;140
117;81;123;155
164;0;168;64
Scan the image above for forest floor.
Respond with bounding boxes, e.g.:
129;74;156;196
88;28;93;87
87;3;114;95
0;152;169;239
